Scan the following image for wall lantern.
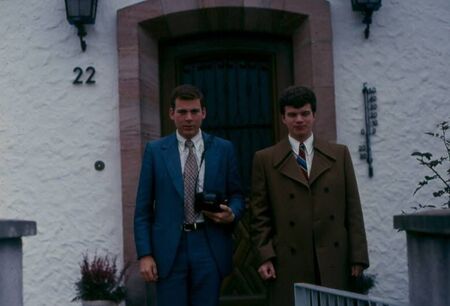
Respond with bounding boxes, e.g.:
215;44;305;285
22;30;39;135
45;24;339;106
351;0;382;39
65;0;98;52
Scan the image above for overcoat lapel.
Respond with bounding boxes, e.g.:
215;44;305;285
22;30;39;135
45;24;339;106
309;138;336;185
273;138;309;188
161;134;184;198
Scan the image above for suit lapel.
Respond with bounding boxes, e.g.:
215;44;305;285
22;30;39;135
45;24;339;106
161;134;184;198
273;138;309;188
202;132;218;192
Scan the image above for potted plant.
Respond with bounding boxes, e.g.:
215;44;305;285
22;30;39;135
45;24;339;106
349;273;377;295
72;253;129;306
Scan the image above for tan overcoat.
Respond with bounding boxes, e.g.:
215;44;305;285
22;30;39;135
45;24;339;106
250;137;369;306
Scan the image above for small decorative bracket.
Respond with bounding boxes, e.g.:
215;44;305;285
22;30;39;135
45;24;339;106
75;23;87;52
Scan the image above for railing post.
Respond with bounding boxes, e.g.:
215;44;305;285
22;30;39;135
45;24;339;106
0;219;37;306
394;210;450;306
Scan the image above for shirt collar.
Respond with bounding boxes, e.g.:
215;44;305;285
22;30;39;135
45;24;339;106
176;129;203;149
288;133;314;155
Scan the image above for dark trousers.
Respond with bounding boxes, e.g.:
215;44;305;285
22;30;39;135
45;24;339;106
155;228;221;306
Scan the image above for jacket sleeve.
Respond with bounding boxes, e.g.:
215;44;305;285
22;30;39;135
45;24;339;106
249;151;276;265
134;143;155;259
343;146;370;268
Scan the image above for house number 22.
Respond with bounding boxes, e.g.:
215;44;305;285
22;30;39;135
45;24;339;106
73;66;96;85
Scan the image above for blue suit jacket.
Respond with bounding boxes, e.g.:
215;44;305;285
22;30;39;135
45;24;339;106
134;132;245;278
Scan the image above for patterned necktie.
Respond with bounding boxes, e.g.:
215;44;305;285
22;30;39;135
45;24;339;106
296;143;308;180
183;139;198;224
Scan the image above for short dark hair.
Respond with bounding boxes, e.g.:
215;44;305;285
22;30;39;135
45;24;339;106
170;84;205;109
279;85;317;114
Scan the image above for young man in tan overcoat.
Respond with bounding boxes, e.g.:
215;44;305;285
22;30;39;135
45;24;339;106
250;86;369;306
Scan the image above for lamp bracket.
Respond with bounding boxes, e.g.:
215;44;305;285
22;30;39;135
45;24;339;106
75;23;87;52
362;10;374;39
352;0;382;39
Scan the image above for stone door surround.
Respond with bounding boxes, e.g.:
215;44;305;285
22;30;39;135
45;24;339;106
117;0;335;264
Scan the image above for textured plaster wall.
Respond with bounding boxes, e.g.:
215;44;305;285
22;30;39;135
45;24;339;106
0;0;449;305
0;0;141;305
330;0;450;303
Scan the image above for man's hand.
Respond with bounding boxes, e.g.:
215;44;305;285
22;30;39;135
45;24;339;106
139;256;158;282
203;204;235;224
258;260;277;280
351;264;364;277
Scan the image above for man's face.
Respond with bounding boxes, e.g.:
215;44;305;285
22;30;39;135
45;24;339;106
170;98;206;139
281;104;315;142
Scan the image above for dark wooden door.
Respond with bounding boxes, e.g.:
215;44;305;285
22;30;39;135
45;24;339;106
160;34;293;306
181;56;272;306
181;56;274;195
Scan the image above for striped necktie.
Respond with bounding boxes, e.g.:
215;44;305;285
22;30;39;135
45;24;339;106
296;143;308;180
183;139;198;224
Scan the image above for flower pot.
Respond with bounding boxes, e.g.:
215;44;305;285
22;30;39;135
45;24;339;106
81;300;119;306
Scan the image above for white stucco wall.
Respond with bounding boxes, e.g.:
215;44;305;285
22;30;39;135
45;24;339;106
0;0;141;305
331;0;449;302
0;0;448;305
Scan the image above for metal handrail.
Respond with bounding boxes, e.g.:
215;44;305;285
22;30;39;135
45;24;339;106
295;283;405;306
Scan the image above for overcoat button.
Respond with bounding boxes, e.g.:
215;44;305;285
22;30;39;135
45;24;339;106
290;221;295;227
324;187;330;193
289;193;295;199
330;215;335;221
290;248;296;255
334;242;339;248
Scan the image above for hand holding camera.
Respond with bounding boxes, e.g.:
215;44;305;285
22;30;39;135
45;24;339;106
195;192;234;224
195;192;227;213
202;204;235;224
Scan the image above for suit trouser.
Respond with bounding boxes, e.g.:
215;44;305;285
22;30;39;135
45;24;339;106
155;228;221;306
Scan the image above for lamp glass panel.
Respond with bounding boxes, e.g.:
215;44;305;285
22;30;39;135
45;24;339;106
351;0;381;11
354;0;381;3
66;0;97;24
66;0;80;18
79;0;93;17
367;0;381;10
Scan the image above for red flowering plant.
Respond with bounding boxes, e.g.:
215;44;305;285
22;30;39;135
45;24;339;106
72;253;129;303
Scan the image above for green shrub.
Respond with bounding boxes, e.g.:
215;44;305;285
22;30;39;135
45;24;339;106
411;120;450;210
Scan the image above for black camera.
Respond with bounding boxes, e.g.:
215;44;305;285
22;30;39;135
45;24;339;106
194;192;227;212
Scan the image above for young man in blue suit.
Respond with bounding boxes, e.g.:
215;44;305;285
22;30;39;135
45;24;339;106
134;84;245;306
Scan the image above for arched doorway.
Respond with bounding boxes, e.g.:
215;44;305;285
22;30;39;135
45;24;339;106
117;1;335;305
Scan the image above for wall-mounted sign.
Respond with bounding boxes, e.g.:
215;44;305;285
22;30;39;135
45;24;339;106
73;66;96;85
